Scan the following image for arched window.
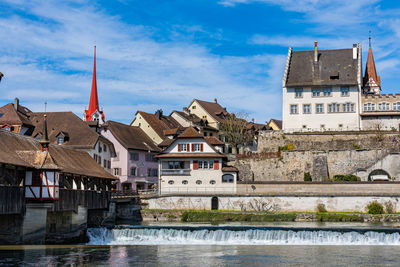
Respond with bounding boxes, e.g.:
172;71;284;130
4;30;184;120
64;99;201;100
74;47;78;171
196;180;202;185
222;174;234;183
368;169;390;181
168;180;174;185
182;180;188;185
209;180;216;185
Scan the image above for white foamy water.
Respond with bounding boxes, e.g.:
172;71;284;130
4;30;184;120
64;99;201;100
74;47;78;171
87;227;400;246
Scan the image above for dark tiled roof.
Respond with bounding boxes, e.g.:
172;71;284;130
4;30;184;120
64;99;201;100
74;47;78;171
158;138;175;148
204;136;224;146
156;153;225;158
0;130;116;179
173;111;202;124
177;127;203;138
286;49;359;86
194;99;228;123
163;128;180;136
137;111;180;140
269;119;282;130
0;103;33;127
222;166;238;172
30;112;101;149
106;121;160;152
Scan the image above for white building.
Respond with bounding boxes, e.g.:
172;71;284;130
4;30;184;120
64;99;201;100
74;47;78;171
157;127;238;194
282;42;363;132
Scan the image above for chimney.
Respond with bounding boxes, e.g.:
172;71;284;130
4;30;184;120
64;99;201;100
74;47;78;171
314;41;318;62
14;98;19;110
214;98;217;103
155;109;163;119
353;44;357;59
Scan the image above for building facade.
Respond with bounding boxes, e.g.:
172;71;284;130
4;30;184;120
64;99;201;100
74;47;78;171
157;127;238;194
282;42;363;132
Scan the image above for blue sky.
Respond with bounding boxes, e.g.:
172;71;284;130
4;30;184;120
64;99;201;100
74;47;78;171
0;0;400;124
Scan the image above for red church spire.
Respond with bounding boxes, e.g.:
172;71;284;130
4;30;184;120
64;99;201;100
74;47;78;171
363;35;381;95
84;45;105;123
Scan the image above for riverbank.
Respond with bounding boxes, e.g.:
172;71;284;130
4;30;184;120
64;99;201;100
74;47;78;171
141;209;400;223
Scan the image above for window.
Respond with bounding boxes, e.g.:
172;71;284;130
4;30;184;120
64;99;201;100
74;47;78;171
341;87;349;96
98;156;102;165
210;180;216;185
328;103;341;113
168;161;185;169
180;143;188;152
103;159;107;168
57;137;64;145
378;102;390;111
103;144;107;152
196;180;202;185
107;160;111;169
93;154;98;162
152;169;158;177
98;145;102;153
130;152;139;161
323;88;331;97
203;161;209;169
182;180;188;185
147;168;152;177
209;161;214;169
312;88;321;97
222;174;234;183
394;102;400;111
364;103;375;111
303;104;311;114
320;124;325;129
302;125;307;129
145;154;155;162
194;143;201;152
192;105;196;109
130;167;137;176
295;88;303;98
316;104;324;113
338;124;343;128
113;168;120;176
168;180;174;185
290;104;298;114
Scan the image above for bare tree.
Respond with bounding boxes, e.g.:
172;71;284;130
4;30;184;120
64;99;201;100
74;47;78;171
219;112;253;154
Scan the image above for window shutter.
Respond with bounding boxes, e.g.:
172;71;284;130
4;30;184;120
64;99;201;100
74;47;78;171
214;160;219;170
192;143;195;151
187;143;191;152
200;143;204;152
178;143;181;152
193;160;198;170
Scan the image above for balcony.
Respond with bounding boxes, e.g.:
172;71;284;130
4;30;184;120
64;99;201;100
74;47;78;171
161;169;191;176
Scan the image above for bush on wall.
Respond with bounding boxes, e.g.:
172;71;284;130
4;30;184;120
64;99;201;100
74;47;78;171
367;201;384;214
304;172;312;182
332;174;361;182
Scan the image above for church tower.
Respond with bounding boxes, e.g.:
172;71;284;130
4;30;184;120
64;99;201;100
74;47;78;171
363;36;381;95
84;46;105;124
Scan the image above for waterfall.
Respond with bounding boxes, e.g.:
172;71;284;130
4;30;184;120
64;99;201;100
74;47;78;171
87;227;400;245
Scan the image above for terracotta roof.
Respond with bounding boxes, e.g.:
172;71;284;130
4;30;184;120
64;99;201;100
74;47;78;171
156;153;226;158
204;136;224;146
0;103;33;127
163;128;180;136
173;111;202;124
106;121;160;152
193;99;228;123
286;48;359;86
363;48;380;88
222;166;239;172
136;111;180;140
30;112;102;149
177;127;203;138
0;130;116;179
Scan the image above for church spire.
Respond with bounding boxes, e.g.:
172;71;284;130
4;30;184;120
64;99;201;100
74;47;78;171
84;45;105;124
363;35;381;95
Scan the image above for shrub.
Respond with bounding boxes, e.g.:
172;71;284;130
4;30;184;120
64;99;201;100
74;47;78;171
367;201;384;214
384;201;395;214
352;144;361;150
304;172;312;182
279;143;294;151
332;174;361;182
316;203;327;212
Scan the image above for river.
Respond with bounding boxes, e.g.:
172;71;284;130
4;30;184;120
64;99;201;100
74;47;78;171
2;222;400;266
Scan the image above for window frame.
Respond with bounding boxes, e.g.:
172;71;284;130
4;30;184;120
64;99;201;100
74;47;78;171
303;104;311;114
290;104;298;114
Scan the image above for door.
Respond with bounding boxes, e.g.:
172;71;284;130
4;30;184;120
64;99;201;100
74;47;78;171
211;196;218;210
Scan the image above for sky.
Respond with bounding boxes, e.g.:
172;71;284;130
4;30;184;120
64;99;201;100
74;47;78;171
0;0;400;124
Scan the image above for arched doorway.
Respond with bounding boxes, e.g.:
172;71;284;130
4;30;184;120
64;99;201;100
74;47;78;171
211;197;219;210
368;169;390;181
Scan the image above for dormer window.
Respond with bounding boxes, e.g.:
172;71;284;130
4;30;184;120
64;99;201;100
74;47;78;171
57;137;64;145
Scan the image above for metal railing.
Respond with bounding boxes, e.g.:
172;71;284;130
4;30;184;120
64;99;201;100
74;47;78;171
161;169;191;176
160;186;235;194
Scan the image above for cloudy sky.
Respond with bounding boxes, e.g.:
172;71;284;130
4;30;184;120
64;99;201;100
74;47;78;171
0;0;400;124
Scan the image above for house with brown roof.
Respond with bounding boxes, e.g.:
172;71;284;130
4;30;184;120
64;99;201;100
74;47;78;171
187;98;228;130
130;109;181;144
0;98;34;135
30;112;115;173
268;119;282;130
170;108;219;137
156;127;238;194
101;121;161;192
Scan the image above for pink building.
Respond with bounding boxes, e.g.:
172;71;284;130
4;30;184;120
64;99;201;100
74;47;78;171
101;121;160;192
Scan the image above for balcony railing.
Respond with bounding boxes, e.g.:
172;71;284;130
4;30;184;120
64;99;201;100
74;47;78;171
161;169;191;176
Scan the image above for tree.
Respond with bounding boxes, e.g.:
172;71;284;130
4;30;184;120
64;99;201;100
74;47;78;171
219;113;253;154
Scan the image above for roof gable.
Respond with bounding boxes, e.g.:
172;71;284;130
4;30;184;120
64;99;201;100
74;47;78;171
190;99;228;123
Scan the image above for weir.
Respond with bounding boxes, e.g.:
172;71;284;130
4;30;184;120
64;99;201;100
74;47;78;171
87;226;400;246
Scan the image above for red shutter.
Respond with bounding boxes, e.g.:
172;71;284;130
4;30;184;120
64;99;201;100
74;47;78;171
214;160;219;170
187;143;190;152
193;160;198;170
200;143;204;152
178;143;181;152
192;143;195;152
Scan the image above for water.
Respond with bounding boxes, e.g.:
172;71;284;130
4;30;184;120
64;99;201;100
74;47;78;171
2;224;400;266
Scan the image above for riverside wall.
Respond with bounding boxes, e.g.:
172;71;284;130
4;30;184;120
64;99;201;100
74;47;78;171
234;130;400;182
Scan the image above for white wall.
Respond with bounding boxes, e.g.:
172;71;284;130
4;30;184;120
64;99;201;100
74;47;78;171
361;116;400;131
283;86;360;132
164;138;216;153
